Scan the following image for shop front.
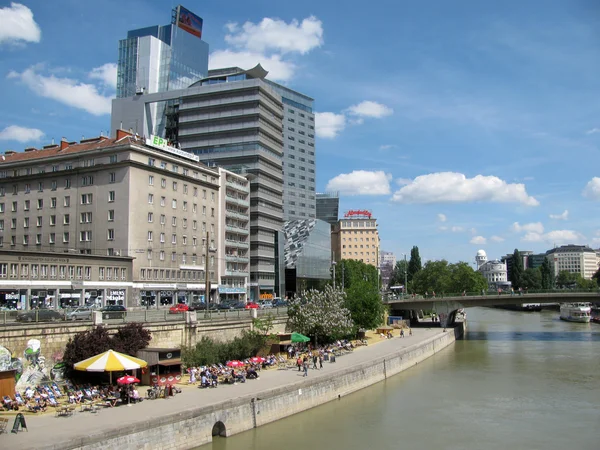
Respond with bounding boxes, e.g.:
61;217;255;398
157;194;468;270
104;289;125;306
218;286;247;303
0;291;20;310
259;286;275;303
137;348;182;386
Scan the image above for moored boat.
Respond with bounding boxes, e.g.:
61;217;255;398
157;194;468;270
591;306;600;324
559;303;591;323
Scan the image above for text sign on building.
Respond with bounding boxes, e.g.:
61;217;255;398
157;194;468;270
175;5;203;39
146;135;200;162
344;209;372;219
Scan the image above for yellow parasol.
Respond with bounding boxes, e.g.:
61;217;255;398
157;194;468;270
74;349;148;384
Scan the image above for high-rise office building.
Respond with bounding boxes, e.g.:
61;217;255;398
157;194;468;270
112;65;285;300
331;210;380;267
117;5;209;98
316;192;340;227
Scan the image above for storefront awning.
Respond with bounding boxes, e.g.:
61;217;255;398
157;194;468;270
158;359;181;366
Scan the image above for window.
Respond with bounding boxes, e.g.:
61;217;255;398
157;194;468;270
182;235;187;245
147;231;153;241
50;197;57;208
202;206;206;215
183;201;187;211
41;265;48;278
24;200;29;211
110;155;117;163
65;178;71;188
183;184;188;194
161;178;166;188
107;229;114;240
172;181;178;191
12;201;17;212
148;212;153;222
148;158;155;167
81;193;93;204
49;233;55;244
202;189;207;199
172;199;177;209
183;218;188;228
172;216;177;227
109;172;116;183
0;220;3;231
148;175;154;185
193;187;198;197
211;192;215;202
63;214;70;225
79;230;92;242
108;210;114;221
36;216;42;227
64;196;70;207
76;266;82;279
35;234;42;245
148;193;154;204
147;249;152;260
24;217;29;228
0;203;3;212
193;203;197;213
23;235;29;245
211;207;215;217
160;196;165;207
99;267;104;280
192;237;197;246
51;180;57;191
160;250;165;261
24;183;30;193
160;214;165;225
171;234;177;244
171;252;176;262
108;191;115;202
160;232;165;243
50;215;56;226
81;176;94;186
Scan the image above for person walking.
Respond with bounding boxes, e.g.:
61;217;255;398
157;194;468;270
319;353;323;369
312;353;318;370
409;328;413;336
302;357;309;377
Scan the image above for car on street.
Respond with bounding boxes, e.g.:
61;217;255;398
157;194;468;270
66;306;97;321
101;305;127;319
229;302;246;310
260;301;273;309
216;302;235;310
16;309;63;322
273;298;287;307
169;304;189;314
245;302;260;309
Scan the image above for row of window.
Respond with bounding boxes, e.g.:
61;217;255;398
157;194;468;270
0;155;118;180
0;192;115;213
148;175;215;200
0;230;96;246
342;244;377;249
0;263;126;281
286;144;315;156
139;268;216;281
147;194;215;216
147;158;216;184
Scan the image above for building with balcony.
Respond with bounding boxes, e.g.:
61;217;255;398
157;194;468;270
316;192;340;228
283;219;331;297
217;167;250;303
379;251;396;290
331;210;380;268
0;130;223;308
546;244;599;280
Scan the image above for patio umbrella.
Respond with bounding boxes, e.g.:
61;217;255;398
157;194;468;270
74;349;148;384
116;375;140;385
249;356;265;364
226;360;244;368
291;332;310;343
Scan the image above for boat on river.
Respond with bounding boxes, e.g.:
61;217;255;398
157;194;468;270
559;303;591;323
591;306;600;324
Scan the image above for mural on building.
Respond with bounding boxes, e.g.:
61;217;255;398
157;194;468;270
0;340;65;389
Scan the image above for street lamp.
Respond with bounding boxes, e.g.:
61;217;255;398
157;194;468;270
402;253;408;297
332;261;337;289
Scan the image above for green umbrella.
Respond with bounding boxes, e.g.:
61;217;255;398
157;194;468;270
291;332;310;343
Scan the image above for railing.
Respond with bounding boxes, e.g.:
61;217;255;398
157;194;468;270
384;289;600;303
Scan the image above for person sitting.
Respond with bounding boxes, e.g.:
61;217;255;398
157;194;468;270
247;368;259;379
235;371;246;383
200;373;210;388
3;395;18;411
27;400;41;413
38;398;48;412
24;386;35;400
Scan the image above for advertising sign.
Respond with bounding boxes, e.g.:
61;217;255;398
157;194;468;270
176;5;203;39
146;135;199;162
344;209;372;219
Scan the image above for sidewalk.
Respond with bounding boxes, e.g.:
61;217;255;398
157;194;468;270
0;326;444;449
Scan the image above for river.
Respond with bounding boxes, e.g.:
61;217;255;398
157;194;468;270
202;307;600;450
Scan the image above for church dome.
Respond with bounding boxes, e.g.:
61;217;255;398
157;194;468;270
476;249;487;258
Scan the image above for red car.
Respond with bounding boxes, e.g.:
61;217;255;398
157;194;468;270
245;302;260;309
169;304;189;314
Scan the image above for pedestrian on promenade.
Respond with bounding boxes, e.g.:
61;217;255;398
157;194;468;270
432;291;436;298
319;353;323;369
400;329;404;338
302;357;309;377
312;353;318;370
297;357;303;372
511;287;514;296
409;328;413;336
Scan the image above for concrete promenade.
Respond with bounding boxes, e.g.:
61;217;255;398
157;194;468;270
0;325;450;449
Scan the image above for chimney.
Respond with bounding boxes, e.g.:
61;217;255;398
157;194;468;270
116;129;133;140
24;147;37;152
5;150;16;156
60;137;69;151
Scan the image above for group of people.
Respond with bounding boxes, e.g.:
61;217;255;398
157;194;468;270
187;363;262;388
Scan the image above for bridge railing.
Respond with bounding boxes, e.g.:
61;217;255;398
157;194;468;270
384;288;600;303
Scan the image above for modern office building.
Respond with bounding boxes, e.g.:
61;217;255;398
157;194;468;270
316;192;339;227
0;130;248;308
111;65;285;301
217;167;250;303
546;245;599;280
379;251;396;289
283;219;331;297
331;210;380;267
502;250;546;281
476;250;509;290
117;4;209;98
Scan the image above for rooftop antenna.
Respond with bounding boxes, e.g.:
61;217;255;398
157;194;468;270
100;131;104;137
51;138;54;145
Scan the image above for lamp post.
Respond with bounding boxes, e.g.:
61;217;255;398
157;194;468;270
332;261;337;289
376;265;380;294
403;253;408;297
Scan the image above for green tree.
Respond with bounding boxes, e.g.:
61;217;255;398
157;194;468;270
335;259;378;291
411;260;450;294
389;259;409;288
510;249;524;289
592;267;600;287
287;285;354;343
520;268;542;290
407;246;422;283
446;262;488;294
556;270;577;288
62;327;113;379
253;313;275;336
345;279;385;330
576;276;598;290
111;323;152;356
540;258;553;289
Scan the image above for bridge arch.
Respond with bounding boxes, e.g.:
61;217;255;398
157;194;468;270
212;421;227;437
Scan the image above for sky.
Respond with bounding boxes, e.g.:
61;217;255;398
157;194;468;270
1;0;600;265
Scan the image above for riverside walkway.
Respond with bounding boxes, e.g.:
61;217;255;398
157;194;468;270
0;326;447;450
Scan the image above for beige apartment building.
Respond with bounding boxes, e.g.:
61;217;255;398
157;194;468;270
331;210;380;268
0;130;249;308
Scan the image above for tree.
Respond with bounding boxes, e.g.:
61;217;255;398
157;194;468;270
407;246;422;283
411;260;450;294
410;260;486;294
592;267;600;287
510;249;524;289
111;323;152;356
334;259;378;291
520;268;542;290
556;270;577;288
253;313;275;336
540;258;553;289
446;262;487;294
389;259;409;288
287;285;354;343
345;279;385;330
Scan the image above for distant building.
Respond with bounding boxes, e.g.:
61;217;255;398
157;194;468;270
316;192;339;227
331;210;380;267
546;245;598;280
476;250;510;290
501;250;546;280
379;251;396;289
283;219;331;297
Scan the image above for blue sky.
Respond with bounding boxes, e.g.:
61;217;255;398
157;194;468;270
1;1;600;264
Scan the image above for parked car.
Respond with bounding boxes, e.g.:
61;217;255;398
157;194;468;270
245;302;260;309
187;303;207;311
216;303;235;310
273;298;287;307
229;302;247;310
66;306;96;321
260;301;273;309
101;305;127;319
16;309;63;322
169;304;189;314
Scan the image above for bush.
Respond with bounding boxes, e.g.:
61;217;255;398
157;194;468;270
181;330;268;368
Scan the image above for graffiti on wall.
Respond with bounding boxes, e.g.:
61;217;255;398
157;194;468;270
0;339;65;389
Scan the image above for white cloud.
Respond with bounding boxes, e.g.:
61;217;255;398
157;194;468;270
511;222;544;234
0;3;41;45
395;178;412;186
438;226;448;231
437;213;447;222
451;226;465;232
89;63;117;90
209;50;295;82
582;177;600;200
549;210;569;220
379;144;395;150
326;170;392;196
346;101;393;118
522;230;585;245
470;228;477;235
8;66;113;116
0;125;43;142
490;235;505;242
391;172;539;206
586;127;600;135
470;236;487;244
315;112;346;139
224;16;323;55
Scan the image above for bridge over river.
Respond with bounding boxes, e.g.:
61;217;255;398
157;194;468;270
385;291;600;327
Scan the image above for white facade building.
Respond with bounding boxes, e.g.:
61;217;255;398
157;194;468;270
546;245;598;280
476;250;509;289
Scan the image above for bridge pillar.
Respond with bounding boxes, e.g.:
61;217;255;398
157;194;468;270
432;300;463;328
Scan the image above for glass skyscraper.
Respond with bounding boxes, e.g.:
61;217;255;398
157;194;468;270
116;5;209;99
